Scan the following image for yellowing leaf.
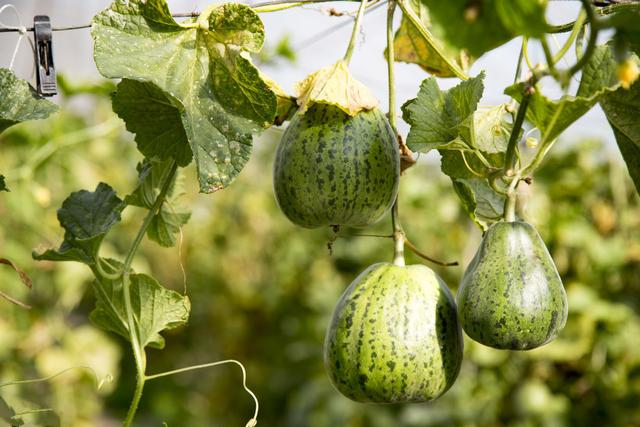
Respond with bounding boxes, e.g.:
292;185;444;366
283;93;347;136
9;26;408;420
260;72;297;125
294;61;378;116
393;0;471;77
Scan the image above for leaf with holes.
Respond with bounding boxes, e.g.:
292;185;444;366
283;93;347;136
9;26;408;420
92;0;277;192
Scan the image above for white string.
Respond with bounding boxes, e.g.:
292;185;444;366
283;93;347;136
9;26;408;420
0;4;28;70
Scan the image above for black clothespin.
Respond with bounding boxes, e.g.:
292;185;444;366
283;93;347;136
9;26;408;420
33;15;57;96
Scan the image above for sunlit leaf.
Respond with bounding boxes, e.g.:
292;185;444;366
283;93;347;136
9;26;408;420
294;61;378;116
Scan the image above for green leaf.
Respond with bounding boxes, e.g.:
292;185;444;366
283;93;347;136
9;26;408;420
452;178;506;230
440;150;503;179
125;159;191;248
600;78;640;194
494;0;548;38
0;68;58;134
402;73;484;153
609;9;640;56
413;0;513;59
90;261;190;349
457;105;512;154
403;73;510;229
505;45;621;144
112;79;192;166
0;175;7;192
33;183;125;265
393;0;471;77
92;0;277;193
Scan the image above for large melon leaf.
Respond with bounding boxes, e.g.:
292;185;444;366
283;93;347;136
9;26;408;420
92;0;277;193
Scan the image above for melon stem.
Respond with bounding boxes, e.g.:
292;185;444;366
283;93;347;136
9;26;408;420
503;172;521;223
391;199;406;266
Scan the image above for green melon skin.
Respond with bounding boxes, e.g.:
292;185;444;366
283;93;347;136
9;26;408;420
324;263;463;403
457;221;568;350
273;104;400;228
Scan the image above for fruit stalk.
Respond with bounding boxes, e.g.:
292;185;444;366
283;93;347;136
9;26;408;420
387;0;405;267
503;80;534;222
386;0;398;132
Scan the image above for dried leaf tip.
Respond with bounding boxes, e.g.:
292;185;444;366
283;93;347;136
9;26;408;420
294;61;378;116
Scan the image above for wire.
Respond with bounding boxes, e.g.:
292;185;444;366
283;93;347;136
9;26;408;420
294;0;386;51
0;12;199;33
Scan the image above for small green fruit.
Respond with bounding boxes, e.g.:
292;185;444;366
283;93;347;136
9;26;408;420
273;104;399;228
457;221;568;350
324;263;463;403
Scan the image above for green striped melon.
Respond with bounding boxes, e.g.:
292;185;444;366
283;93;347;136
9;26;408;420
457;221;568;350
273;104;400;228
324;263;463;403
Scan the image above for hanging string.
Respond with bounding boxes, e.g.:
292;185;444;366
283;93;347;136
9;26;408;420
0;4;34;70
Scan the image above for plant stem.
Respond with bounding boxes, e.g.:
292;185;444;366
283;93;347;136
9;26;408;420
124;375;146;427
567;0;599;77
403;239;459;266
391;201;405;266
253;2;305;12
552;10;587;64
123;161;178;272
540;37;558;76
522;37;535;71
504;84;533;176
343;0;370;64
122;160;178;427
396;0;468;80
385;0;404;267
503;171;522;223
386;0;397;131
546;2;640;34
513;41;525;85
251;0;359;9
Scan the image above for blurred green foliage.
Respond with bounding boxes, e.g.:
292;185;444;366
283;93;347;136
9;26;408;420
0;81;639;427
